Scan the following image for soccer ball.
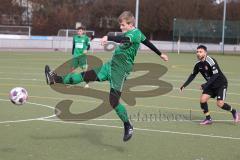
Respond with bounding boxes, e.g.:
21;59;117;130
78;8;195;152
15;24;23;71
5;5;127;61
9;87;28;105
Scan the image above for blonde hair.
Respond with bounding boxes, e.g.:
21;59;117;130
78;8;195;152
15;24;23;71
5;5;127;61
118;11;135;25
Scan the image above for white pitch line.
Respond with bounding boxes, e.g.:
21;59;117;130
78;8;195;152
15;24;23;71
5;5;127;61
162;78;240;87
0;77;43;81
0;72;43;75
0;70;240;84
0;98;59;123
135;86;240;96
0;118;42;124
163;74;240;82
88;119;235;122
41;119;240;140
130;71;240;82
172;87;240;96
44;118;234;122
1;99;239;140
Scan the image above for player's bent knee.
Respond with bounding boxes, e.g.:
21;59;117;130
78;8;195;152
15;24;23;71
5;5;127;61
109;98;119;108
109;88;121;108
200;95;209;103
200;98;208;103
216;100;224;108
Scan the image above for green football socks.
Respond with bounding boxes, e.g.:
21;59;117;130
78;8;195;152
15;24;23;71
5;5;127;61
63;73;84;84
115;103;129;123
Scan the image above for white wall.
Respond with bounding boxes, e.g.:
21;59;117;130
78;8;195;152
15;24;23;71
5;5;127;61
0;35;239;54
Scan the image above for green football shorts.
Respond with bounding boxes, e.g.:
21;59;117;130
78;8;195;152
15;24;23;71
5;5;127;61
73;54;87;69
93;61;129;92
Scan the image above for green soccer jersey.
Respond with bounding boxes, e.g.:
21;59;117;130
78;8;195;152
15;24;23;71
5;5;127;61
72;34;90;57
112;28;146;72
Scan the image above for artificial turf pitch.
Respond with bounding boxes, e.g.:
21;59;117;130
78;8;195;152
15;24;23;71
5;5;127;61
0;51;239;160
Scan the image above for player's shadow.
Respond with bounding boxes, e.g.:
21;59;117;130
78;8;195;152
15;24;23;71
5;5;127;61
190;114;236;126
51;55;173;121
30;128;125;152
80;128;125;152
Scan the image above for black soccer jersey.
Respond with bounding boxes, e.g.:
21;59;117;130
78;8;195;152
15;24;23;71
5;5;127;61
182;56;227;90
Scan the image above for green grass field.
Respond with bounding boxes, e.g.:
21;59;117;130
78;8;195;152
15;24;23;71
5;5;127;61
0;51;239;160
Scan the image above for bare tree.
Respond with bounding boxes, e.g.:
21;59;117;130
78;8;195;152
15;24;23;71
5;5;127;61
0;0;25;25
30;0;81;35
1;0;239;40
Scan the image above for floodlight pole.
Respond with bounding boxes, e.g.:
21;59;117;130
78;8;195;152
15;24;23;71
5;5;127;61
221;0;227;54
135;0;139;28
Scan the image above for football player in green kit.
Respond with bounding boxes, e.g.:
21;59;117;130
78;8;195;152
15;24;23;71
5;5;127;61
71;26;90;88
45;11;168;142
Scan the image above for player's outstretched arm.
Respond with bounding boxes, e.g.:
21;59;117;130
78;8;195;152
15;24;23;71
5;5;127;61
72;40;75;55
180;73;197;92
160;53;168;61
141;39;168;61
180;85;185;92
180;64;199;92
101;35;130;46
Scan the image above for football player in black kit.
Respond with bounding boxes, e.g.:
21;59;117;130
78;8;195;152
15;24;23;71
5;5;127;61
180;45;239;125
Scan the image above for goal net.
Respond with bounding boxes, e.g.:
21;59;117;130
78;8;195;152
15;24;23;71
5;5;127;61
0;25;31;36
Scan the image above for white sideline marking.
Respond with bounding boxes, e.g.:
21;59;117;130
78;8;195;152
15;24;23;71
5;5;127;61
0;98;59;124
172;87;240;96
53;119;234;122
0;99;234;123
42;119;240;140
164;74;240;82
1;74;240;95
1;99;239;140
0;77;43;81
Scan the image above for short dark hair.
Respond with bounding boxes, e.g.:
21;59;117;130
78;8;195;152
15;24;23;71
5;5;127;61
197;45;207;51
76;26;86;30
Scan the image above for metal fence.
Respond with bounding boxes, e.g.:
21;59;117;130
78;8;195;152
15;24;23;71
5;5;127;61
173;18;240;44
0;37;240;54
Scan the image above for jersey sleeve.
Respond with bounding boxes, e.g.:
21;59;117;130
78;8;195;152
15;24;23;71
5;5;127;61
72;36;75;55
86;36;90;45
86;36;90;50
182;63;199;88
108;35;130;43
126;30;146;43
141;39;162;56
192;63;199;75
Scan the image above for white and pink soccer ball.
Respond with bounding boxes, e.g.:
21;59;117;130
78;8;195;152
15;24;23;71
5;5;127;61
9;87;28;105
